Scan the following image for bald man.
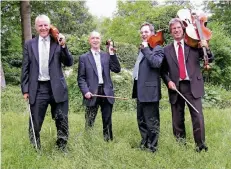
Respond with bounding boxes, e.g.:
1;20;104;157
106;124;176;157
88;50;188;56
78;31;121;141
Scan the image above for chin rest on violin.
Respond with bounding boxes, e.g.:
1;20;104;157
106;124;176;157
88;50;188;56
147;30;164;48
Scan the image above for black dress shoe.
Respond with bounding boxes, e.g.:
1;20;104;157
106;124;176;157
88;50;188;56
140;140;148;150
196;144;208;152
147;146;157;153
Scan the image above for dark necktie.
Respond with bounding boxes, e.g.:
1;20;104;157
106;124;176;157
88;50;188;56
177;42;186;80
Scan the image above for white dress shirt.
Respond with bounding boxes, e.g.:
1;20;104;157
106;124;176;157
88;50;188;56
38;35;50;81
91;49;104;84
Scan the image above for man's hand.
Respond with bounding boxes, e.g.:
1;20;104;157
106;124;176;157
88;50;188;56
141;41;148;48
84;92;93;99
23;93;29;101
199;40;209;49
58;33;66;48
168;81;176;90
108;41;115;55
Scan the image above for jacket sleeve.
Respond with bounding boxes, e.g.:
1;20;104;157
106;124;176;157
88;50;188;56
60;46;73;66
109;54;121;73
199;48;214;63
77;55;89;95
141;45;164;68
160;56;171;87
21;41;30;94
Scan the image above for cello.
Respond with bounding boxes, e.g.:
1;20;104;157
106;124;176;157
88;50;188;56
177;9;212;70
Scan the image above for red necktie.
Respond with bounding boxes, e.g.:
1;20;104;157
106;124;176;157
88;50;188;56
177;42;186;80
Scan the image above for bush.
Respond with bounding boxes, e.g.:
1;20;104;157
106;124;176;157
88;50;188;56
203;83;231;109
66;34;90;64
114;42;138;69
208;22;231;89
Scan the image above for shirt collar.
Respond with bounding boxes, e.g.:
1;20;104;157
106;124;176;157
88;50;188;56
91;49;100;55
174;39;184;48
39;35;50;42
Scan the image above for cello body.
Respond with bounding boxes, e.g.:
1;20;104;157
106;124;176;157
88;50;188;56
177;9;212;48
177;8;212;70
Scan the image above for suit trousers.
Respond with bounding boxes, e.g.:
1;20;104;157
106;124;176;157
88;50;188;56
85;85;113;141
29;81;69;149
137;100;160;149
171;80;205;147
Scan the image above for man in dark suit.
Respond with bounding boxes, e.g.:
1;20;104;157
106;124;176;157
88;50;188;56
78;31;121;141
132;22;164;153
161;18;214;152
21;15;73;150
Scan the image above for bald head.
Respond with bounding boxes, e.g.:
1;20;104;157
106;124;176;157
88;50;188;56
89;31;101;51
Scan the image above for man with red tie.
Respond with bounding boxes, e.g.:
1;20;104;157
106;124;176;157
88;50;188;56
161;18;214;152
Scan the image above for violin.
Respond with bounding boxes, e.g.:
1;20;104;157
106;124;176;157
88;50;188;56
147;30;164;48
106;39;116;53
49;25;61;42
177;9;212;70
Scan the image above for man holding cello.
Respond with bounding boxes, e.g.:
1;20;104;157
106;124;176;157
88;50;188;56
161;17;214;152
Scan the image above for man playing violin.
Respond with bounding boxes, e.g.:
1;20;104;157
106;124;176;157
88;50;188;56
161;18;214;152
132;22;164;153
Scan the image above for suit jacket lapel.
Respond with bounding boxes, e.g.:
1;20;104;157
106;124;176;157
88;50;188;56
87;51;98;76
32;37;39;63
100;52;104;72
49;39;58;63
170;43;179;67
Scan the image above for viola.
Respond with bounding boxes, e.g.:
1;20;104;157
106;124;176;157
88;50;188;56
177;9;212;70
49;25;60;42
147;30;164;48
106;39;116;53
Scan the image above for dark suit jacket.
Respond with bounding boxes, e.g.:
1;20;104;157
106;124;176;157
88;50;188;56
161;42;214;104
78;51;121;106
21;36;73;104
132;45;164;102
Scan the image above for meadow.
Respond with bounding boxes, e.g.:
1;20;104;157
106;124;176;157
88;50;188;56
1;85;231;169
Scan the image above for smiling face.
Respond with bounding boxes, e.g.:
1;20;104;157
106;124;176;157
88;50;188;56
140;25;152;42
89;31;101;51
35;16;50;38
170;21;184;41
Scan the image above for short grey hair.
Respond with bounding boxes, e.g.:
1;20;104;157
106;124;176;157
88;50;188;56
140;22;155;33
168;18;184;33
35;14;51;27
89;30;101;38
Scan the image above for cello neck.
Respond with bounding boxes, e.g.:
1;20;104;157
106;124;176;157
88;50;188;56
194;17;205;40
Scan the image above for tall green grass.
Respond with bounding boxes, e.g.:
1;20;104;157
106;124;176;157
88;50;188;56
1;85;231;168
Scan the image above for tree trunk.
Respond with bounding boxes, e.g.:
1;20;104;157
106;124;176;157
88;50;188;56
20;0;32;46
1;62;6;88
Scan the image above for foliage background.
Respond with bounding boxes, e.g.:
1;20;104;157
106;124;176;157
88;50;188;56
1;1;231;88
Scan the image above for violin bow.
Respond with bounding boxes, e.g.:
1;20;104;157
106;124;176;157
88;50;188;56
92;94;129;100
174;88;200;114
